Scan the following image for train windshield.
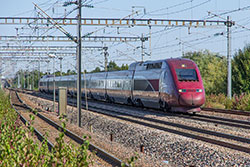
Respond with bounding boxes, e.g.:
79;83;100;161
175;69;198;81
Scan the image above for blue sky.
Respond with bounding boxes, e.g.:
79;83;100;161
0;0;250;77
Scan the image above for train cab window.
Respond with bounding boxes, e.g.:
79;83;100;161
175;69;198;81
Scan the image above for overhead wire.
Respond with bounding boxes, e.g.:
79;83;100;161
92;0;110;5
146;0;211;16
205;5;250;19
93;7;131;12
147;0;193;14
147;1;250;57
141;0;215;55
15;1;63;38
11;0;250;70
208;11;250;31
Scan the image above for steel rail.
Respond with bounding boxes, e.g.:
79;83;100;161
202;107;250;116
81;104;250;153
191;114;250;129
15;90;127;167
9;91;54;151
16;89;250;153
27;89;250;128
17;89;250;127
68;99;250;153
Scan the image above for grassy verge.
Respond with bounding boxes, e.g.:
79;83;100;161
205;93;250;111
0;89;93;166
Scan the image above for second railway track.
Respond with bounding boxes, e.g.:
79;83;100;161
17;89;250;154
19;89;250;128
10;89;127;167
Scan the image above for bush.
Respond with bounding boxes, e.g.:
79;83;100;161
204;94;227;109
0;90;93;166
232;93;250;110
205;92;250;111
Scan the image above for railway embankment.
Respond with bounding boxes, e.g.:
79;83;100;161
19;90;250;167
0;89;107;167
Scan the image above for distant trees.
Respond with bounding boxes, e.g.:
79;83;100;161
63;69;77;75
12;61;129;89
12;70;45;89
107;61;128;71
89;61;129;73
90;67;101;73
120;64;129;71
232;45;250;94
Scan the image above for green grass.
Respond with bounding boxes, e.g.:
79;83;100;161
0;89;139;166
0;89;93;166
205;93;250;111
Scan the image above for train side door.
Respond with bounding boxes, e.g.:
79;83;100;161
160;69;172;102
159;71;164;92
159;71;169;93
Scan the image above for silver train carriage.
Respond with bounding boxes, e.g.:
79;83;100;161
39;58;205;112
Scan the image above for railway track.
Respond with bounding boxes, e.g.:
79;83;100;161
201;107;250;116
9;91;54;151
22;89;250;129
185;113;250;129
18;89;250;128
10;89;127;167
75;102;250;153
17;89;250;154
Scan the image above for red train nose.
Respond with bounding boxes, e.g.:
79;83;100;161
179;93;205;106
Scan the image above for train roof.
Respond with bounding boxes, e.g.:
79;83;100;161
128;59;166;71
40;58;197;82
166;58;197;68
40;74;76;82
128;58;195;71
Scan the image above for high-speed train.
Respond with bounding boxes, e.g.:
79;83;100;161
39;58;205;113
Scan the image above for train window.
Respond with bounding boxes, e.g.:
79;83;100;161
123;80;130;90
146;62;162;70
175;69;198;81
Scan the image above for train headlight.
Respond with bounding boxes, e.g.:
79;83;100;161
179;89;186;92
196;89;203;92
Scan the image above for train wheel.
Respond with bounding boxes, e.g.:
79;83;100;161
111;97;115;103
105;95;111;103
136;99;144;108
165;103;171;112
88;92;94;100
127;98;134;106
161;101;170;112
159;100;164;109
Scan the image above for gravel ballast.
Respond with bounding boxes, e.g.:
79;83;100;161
20;93;250;167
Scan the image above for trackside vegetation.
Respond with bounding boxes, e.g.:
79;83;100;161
0;90;138;166
184;44;250;111
0;90;94;166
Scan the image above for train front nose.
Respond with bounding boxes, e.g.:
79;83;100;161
179;93;205;106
